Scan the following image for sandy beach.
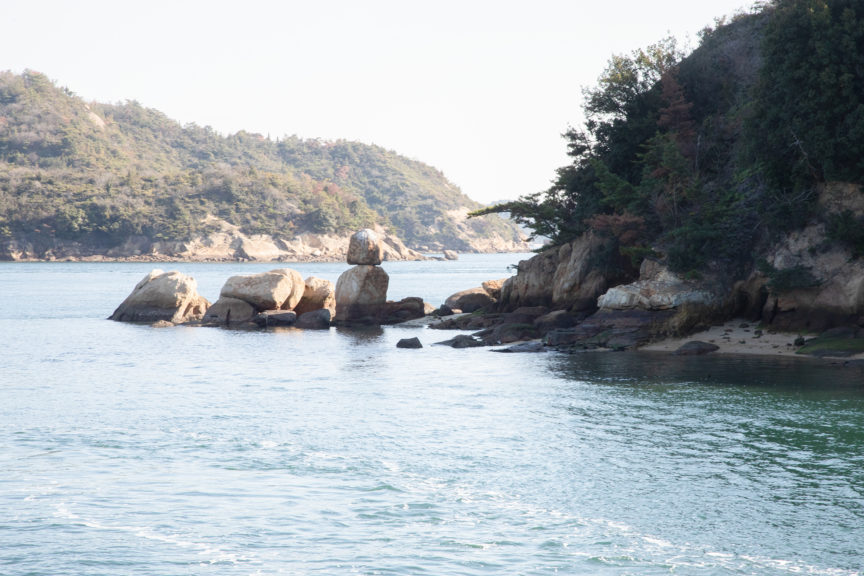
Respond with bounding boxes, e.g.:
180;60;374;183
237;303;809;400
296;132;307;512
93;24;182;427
640;318;864;360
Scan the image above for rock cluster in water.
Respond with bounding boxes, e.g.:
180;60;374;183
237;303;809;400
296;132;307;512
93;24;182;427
110;229;431;329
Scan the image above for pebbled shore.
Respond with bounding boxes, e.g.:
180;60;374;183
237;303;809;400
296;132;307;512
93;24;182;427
639;318;864;361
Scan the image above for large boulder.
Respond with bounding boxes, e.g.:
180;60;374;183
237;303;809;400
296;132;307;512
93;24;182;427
379;297;427;324
219;268;304;311
444;287;495;313
499;232;632;312
334;265;390;322
294;276;336;316
347;229;383;265
110;269;210;324
598;260;716;311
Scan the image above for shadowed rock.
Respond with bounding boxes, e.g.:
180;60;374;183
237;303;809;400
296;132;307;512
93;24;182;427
674;341;720;355
203;297;257;325
434;334;485;348
296;309;332;329
397;337;423;349
253;310;297;327
444;287;495;313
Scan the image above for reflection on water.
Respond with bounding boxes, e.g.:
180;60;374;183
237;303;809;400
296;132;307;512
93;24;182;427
551;350;864;394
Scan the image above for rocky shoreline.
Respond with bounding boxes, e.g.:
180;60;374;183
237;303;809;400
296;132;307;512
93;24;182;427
105;222;864;368
1;217;531;263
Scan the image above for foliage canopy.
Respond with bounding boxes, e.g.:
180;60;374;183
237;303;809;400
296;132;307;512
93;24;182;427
0;71;521;251
472;0;864;275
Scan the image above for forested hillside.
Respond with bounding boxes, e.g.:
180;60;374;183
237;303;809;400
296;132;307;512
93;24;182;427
476;0;864;277
0;71;524;259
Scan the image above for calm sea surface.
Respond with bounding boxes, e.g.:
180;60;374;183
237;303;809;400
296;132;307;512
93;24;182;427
2;256;863;575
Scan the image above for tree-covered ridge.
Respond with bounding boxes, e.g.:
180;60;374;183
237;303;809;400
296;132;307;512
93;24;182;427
474;0;864;274
0;70;521;252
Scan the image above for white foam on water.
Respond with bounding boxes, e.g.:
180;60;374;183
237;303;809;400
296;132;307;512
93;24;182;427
52;501;253;568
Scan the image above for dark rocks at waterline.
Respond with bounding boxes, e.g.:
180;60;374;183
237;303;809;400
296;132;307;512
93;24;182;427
545;309;676;351
253;310;298;328
203;296;257;325
492;341;547;353
534;310;579;332
434;304;455;317
673;341;720;356
378;297;427;324
434;334;485;348
397;337;423;349
795;328;864;358
474;322;541;346
296;309;332;329
444;287;495;313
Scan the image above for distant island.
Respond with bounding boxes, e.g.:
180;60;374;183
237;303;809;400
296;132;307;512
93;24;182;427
0;71;526;261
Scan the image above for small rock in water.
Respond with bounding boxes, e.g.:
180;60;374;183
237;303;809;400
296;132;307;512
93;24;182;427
493;341;547;353
396;337;423;349
434;334;484;348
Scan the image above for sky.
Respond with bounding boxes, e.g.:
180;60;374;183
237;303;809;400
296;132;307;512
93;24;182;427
2;0;756;204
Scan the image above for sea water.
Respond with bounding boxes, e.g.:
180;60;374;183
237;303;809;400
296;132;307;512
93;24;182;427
1;257;863;575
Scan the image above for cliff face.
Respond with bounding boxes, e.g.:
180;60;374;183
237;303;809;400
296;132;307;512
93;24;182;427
499;183;864;335
746;183;864;331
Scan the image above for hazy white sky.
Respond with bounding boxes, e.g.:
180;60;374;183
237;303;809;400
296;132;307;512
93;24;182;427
3;0;754;203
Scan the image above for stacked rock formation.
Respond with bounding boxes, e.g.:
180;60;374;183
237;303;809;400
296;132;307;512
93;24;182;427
335;229;391;324
334;229;431;325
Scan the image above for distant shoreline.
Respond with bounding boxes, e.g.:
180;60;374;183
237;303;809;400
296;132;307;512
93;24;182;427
0;250;531;264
